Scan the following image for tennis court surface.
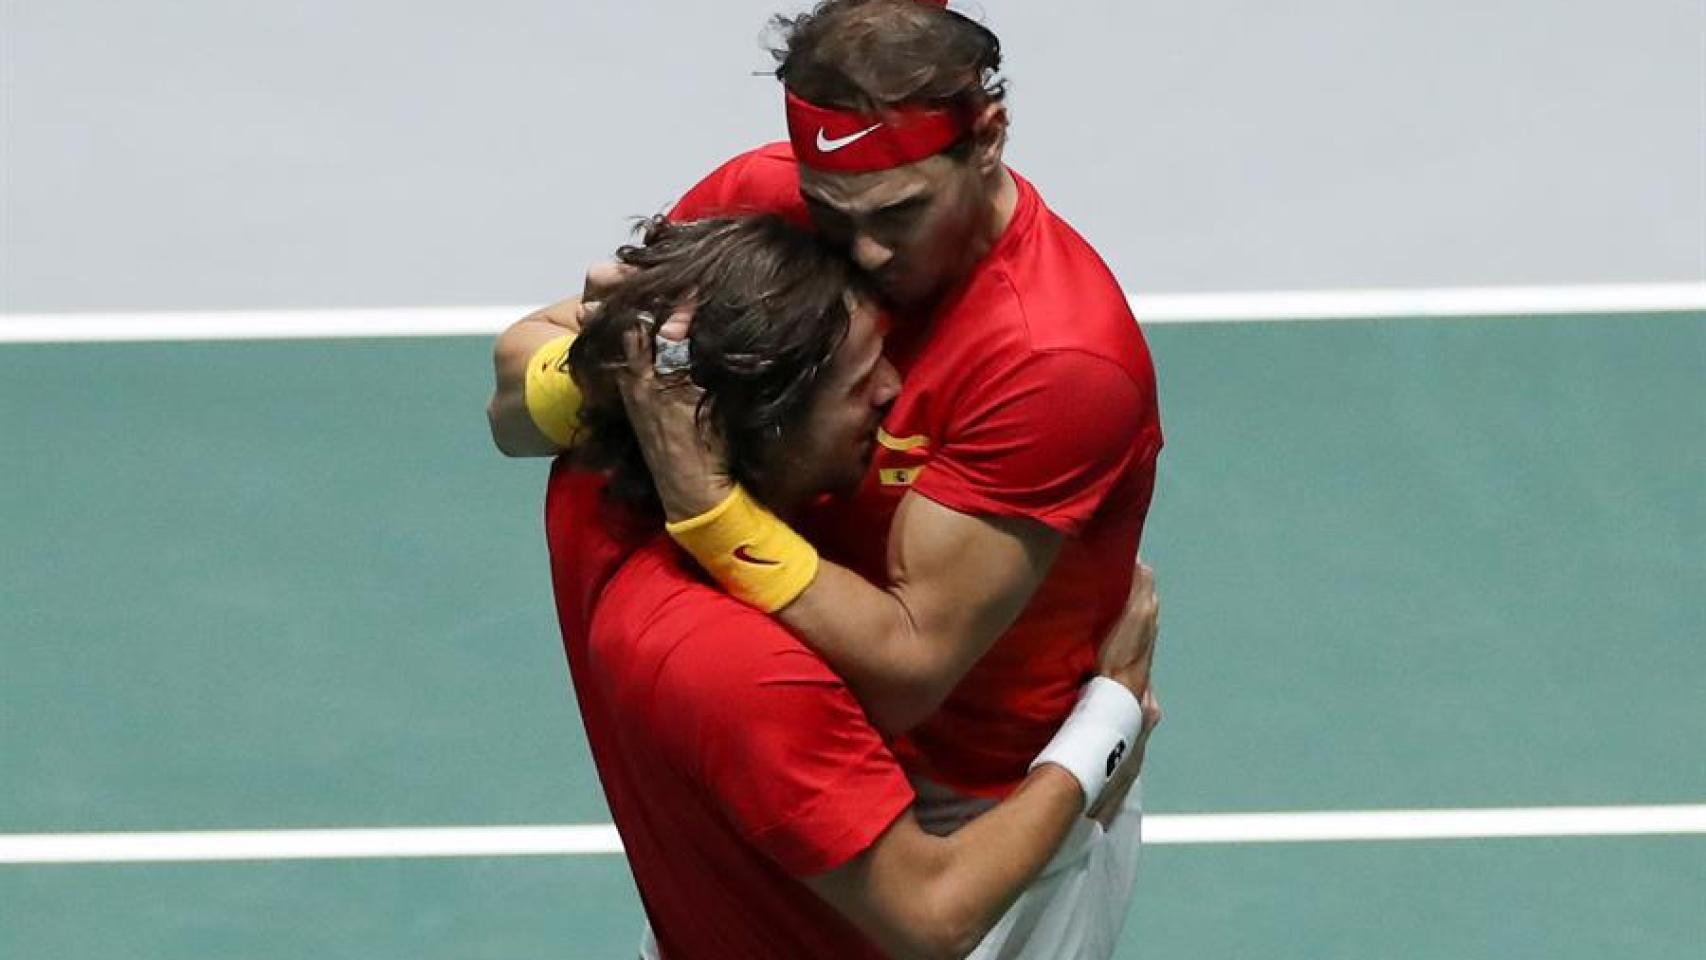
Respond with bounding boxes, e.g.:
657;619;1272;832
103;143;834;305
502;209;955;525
3;292;1703;958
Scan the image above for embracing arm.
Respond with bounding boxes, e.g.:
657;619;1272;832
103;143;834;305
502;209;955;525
628;342;1152;736
486;297;584;457
807;765;1081;960
777;496;1059;736
808;571;1163;960
648;473;1058;737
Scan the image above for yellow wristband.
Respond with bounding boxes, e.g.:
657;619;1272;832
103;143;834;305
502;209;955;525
523;333;583;448
665;486;820;613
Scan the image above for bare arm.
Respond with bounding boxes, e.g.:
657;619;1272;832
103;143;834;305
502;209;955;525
487;260;646;457
641;447;1060;735
486;297;583;457
621;369;1063;736
806;765;1082;960
779;496;1060;735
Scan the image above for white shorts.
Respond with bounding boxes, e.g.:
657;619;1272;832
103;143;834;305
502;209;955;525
912;774;1146;960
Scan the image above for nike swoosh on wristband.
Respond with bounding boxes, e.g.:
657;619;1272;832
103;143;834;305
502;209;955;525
816;123;882;153
732;544;781;566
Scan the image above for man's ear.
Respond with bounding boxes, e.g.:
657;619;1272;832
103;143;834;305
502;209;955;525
969;101;1008;176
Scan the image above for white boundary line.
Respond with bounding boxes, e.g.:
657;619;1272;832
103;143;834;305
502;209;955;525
4;805;1703;865
2;284;1702;344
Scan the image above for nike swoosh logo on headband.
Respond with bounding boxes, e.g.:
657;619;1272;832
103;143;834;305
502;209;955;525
816;123;882;153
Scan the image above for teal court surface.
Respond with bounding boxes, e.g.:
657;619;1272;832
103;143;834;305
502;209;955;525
3;295;1704;958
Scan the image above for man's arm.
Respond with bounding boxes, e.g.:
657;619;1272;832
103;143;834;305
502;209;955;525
809;566;1162;960
624;350;1150;737
486;297;584;457
647;476;1059;736
806;765;1082;960
780;495;1060;735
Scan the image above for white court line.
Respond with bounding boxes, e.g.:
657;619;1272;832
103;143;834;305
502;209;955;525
2;283;1702;344
3;805;1703;865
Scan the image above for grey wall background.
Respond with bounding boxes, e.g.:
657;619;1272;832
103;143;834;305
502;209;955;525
3;1;1703;314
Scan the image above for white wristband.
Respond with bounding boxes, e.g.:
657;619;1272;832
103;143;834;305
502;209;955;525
1029;677;1145;813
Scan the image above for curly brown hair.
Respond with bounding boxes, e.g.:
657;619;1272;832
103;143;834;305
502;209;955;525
567;215;867;514
770;0;1006;123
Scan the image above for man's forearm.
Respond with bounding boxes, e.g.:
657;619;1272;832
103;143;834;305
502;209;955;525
657;492;1052;737
487;301;583;457
774;503;1050;736
827;764;1084;960
926;763;1083;951
777;561;956;736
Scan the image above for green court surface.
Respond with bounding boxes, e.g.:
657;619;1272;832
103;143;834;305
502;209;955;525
3;312;1704;957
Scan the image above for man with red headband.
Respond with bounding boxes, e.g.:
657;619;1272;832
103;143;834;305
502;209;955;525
488;2;1162;956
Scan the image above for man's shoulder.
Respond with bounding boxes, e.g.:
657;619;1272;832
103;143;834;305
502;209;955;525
670;142;808;225
938;263;1149;397
942;174;1144;371
1010;211;1141;358
594;544;823;697
699;141;799;187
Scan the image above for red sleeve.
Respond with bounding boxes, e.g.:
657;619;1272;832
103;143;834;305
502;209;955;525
667;155;741;222
653;603;915;876
667;144;810;226
913;349;1159;535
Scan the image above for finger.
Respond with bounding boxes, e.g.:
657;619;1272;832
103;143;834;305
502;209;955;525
570;300;601;334
657;303;695;342
583;260;636;300
1128;562;1156;611
620;323;654;384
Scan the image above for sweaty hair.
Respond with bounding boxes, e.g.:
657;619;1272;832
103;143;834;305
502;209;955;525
770;0;1007;116
568;215;861;514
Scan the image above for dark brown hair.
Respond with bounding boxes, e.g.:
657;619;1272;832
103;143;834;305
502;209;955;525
770;0;1006;121
568;215;863;513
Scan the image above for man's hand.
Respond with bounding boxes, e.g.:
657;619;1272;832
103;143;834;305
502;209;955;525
1087;561;1163;825
615;306;729;520
1096;560;1160;695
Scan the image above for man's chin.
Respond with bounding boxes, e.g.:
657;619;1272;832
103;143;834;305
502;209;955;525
881;275;952;314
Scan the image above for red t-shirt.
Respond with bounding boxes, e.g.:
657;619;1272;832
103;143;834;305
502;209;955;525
545;464;915;960
672;144;1164;797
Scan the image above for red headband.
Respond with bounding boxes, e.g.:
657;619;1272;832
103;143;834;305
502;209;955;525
785;90;969;173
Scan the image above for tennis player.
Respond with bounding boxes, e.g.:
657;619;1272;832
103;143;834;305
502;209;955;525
489;3;1163;954
549;214;1159;960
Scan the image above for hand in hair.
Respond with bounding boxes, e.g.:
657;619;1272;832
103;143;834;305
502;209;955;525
581;258;695;336
614;317;732;522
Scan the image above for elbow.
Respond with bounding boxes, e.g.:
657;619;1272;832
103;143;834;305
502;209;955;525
903;898;986;960
487;332;528;457
486;395;525;457
924;928;983;960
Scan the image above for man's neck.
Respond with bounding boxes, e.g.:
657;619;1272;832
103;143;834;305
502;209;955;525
982;166;1019;253
907;167;1019;317
960;166;1019;268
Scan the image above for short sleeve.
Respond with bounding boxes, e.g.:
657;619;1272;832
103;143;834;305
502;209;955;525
653;604;915;876
913;350;1158;535
667;158;739;222
667;144;810;226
